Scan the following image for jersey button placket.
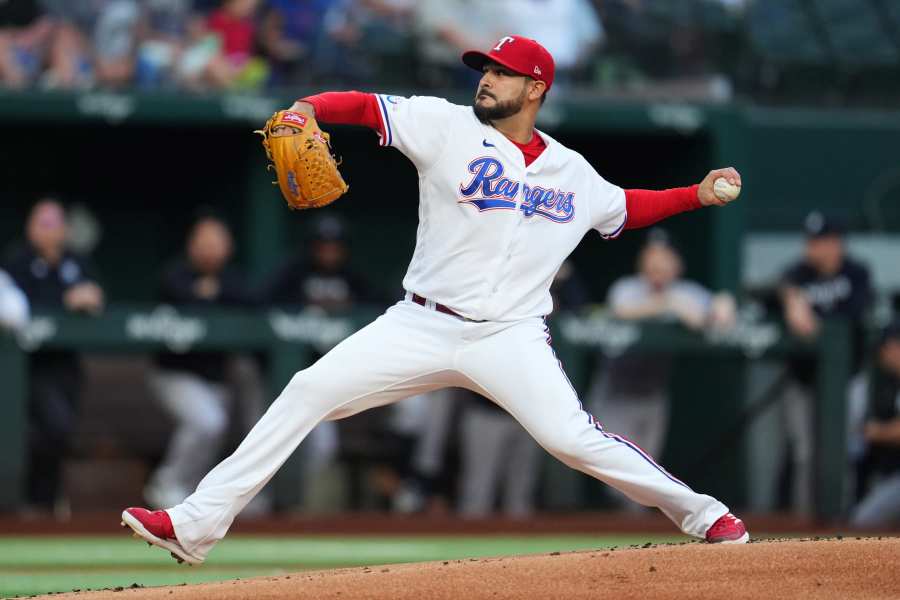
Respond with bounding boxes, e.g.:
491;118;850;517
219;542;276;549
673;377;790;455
492;189;525;298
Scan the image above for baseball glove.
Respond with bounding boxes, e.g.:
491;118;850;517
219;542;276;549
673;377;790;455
256;110;349;210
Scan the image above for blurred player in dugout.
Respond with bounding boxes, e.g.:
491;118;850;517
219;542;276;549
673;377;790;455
144;212;259;509
259;214;385;509
4;199;105;514
586;229;735;508
778;212;873;515
848;321;900;528
0;267;29;333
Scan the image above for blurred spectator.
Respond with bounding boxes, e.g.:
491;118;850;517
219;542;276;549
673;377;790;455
203;0;267;89
260;214;377;310
41;0;140;88
4;198;105;514
505;0;604;86
414;0;511;88
258;0;330;86
0;0;55;89
313;0;416;85
0;0;754;94
778;211;873;515
849;321;900;528
133;0;201;88
586;230;734;508
0;268;29;332
594;0;733;83
145;213;253;509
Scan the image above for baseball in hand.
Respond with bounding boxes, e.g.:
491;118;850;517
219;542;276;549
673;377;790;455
713;177;741;203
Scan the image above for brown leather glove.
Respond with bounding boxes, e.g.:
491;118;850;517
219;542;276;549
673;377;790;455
256;110;349;209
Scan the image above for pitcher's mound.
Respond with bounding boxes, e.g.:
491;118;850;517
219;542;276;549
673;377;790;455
45;537;900;600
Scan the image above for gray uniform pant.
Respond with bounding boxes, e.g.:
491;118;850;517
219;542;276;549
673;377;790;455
851;473;900;527
780;381;815;515
586;374;669;459
458;405;541;517
587;374;669;509
146;371;230;508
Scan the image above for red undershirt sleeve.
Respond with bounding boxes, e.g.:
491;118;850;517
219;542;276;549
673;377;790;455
299;91;385;137
623;185;703;230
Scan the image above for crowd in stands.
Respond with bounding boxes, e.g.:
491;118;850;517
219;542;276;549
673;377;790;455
0;0;748;93
2;1;899;105
2;198;898;528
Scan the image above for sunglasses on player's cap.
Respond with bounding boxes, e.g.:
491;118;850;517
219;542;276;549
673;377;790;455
462;35;556;92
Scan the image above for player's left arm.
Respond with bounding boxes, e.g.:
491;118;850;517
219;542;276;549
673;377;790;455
622;167;742;230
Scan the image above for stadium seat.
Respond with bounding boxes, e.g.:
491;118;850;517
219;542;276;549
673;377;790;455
810;0;899;67
747;0;829;64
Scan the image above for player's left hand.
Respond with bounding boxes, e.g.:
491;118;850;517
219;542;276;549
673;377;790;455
698;167;742;207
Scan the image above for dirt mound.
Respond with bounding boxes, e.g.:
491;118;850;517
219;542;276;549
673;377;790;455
39;537;900;600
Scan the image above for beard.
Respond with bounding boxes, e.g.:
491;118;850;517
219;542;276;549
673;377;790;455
473;86;527;123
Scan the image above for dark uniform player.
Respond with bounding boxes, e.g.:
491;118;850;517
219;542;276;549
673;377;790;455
850;322;900;527
4;199;105;512
778;211;873;514
146;214;254;508
259;214;385;510
260;214;378;311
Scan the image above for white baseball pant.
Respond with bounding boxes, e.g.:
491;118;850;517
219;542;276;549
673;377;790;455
168;299;729;561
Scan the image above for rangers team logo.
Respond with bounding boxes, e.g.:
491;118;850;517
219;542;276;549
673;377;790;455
458;157;575;223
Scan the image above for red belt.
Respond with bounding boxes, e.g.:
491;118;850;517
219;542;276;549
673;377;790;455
410;293;469;320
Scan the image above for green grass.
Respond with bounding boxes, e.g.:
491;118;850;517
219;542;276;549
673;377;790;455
0;534;686;597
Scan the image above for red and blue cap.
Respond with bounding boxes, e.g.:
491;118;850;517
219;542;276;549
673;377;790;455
462;35;556;92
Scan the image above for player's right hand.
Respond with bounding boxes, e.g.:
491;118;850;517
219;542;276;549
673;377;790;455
698;167;741;207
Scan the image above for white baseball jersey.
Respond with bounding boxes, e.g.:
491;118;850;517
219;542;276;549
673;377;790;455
164;93;733;564
373;94;627;322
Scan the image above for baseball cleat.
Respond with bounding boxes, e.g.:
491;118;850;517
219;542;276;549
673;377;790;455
121;507;203;565
705;512;750;544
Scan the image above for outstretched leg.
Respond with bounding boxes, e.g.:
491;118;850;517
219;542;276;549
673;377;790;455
134;302;465;562
456;318;740;540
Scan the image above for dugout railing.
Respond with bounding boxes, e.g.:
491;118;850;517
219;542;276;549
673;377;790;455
0;306;851;520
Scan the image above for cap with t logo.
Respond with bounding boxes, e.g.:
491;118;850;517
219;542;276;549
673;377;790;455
462;35;556;91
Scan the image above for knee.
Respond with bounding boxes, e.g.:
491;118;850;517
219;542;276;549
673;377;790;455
536;431;584;466
283;369;315;400
282;369;335;409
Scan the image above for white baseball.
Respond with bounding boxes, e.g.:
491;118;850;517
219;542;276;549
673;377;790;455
713;177;741;202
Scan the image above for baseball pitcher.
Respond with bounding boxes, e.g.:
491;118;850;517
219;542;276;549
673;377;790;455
123;35;748;564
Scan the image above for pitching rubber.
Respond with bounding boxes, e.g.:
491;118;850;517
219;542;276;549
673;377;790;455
120;510;203;565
